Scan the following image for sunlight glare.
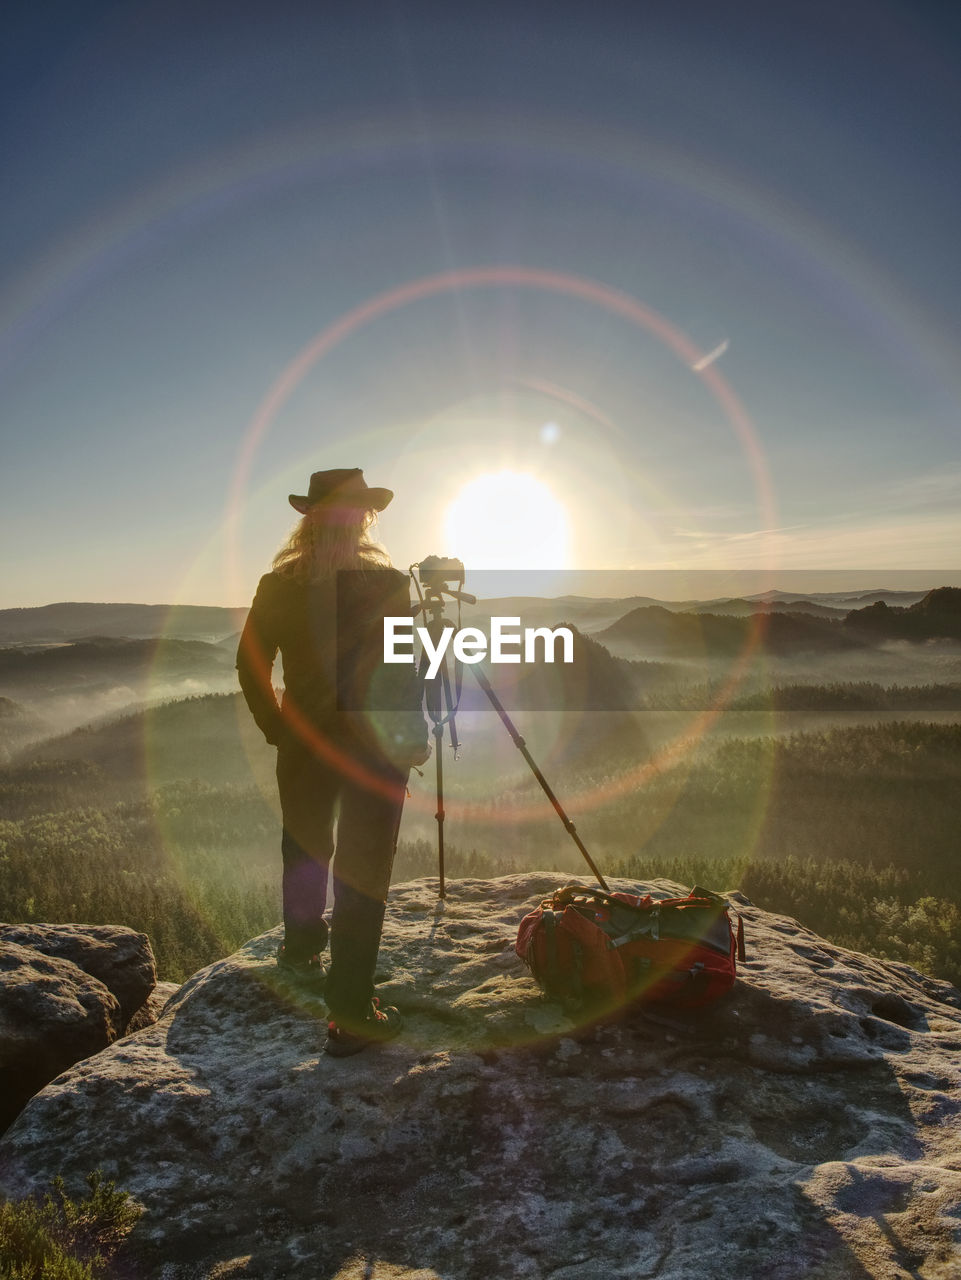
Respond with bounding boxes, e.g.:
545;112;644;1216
443;470;570;569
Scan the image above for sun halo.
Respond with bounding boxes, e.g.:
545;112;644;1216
442;470;570;570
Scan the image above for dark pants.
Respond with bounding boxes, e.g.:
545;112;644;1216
276;738;408;1025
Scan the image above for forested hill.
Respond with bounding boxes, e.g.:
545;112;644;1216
599;587;961;656
596;605;862;657
844;587;961;641
0;692;273;821
0;696;44;760
0;637;236;693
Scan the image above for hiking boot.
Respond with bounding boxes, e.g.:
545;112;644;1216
325;997;403;1057
276;943;326;990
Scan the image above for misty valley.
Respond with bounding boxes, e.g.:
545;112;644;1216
1;589;960;987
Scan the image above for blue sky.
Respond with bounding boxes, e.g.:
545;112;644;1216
2;0;960;606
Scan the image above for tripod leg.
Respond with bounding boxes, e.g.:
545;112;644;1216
440;652;460;755
434;722;446;899
469;664;611;892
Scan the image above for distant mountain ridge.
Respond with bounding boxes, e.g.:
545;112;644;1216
595;587;960;657
0;590;937;646
0;602;246;644
745;589;928;606
596;604;861;657
687;598;848;618
0;590;949;655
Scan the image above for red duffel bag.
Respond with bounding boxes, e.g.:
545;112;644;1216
516;882;745;1010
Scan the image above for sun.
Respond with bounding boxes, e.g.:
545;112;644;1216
443;470;570;569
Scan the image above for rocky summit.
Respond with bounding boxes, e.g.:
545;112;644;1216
2;874;961;1278
0;921;158;1132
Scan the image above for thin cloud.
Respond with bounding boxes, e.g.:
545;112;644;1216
668;512;961;570
668;524;807;543
720;525;809;543
882;467;961;509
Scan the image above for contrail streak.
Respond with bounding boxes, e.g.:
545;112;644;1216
691;339;729;372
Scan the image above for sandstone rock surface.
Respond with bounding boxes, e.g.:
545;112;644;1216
2;874;961;1278
0;922;156;1024
0;922;157;1132
0;941;123;1133
124;980;182;1035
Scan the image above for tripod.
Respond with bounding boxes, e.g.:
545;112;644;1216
413;580;610;899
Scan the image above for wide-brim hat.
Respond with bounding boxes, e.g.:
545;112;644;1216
289;468;393;515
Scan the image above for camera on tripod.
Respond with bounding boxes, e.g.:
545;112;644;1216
406;552;608;901
417;555;465;592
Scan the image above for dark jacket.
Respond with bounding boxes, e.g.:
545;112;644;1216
236;567;428;767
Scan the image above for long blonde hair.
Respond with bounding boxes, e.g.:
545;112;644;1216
272;506;391;581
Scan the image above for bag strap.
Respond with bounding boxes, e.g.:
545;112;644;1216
608;918;660;948
542;908;558;989
554;884;710;924
555;881;729;912
552;883;651;914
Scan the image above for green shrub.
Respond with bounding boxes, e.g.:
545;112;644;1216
0;1171;140;1280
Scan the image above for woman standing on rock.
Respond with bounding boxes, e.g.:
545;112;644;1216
236;468;429;1056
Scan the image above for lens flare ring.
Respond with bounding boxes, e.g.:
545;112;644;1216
227;265;778;821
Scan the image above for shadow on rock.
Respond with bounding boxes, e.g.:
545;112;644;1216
2;874;960;1277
